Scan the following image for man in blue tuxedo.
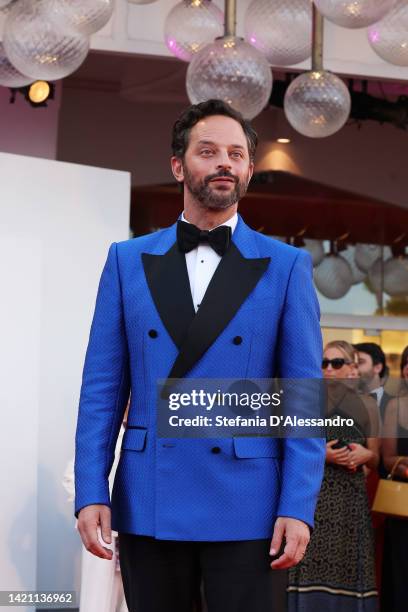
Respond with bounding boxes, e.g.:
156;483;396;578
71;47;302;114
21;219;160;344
75;99;325;612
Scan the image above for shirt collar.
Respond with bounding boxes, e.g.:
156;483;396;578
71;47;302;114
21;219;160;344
371;386;384;404
181;211;238;235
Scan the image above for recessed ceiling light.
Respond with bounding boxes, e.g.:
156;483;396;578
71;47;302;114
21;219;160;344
277;138;291;144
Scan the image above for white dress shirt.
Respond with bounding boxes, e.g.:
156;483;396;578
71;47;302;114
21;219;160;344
181;211;238;312
370;385;384;407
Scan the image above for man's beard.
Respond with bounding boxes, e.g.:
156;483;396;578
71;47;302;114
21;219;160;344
358;371;375;392
183;164;250;210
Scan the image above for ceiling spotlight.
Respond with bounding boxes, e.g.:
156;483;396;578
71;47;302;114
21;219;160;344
28;80;51;104
9;80;55;107
277;137;291;143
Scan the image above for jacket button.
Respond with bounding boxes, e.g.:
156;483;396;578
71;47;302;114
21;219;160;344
148;329;158;338
233;336;242;345
211;446;221;454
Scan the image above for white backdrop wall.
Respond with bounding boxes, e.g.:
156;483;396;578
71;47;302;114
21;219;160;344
0;152;130;609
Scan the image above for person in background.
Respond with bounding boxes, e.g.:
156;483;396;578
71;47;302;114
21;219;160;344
288;340;380;612
354;342;392;422
354;343;390;593
380;346;408;612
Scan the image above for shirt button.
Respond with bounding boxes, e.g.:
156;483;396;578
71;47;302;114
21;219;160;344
211;447;221;454
233;336;243;345
148;329;158;338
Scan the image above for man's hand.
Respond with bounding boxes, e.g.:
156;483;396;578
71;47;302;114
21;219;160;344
77;504;113;560
270;517;310;569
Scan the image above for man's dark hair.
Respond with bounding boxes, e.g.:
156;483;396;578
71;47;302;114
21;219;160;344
172;99;258;162
353;342;386;378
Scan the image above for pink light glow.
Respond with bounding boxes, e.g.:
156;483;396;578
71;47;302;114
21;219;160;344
369;30;380;43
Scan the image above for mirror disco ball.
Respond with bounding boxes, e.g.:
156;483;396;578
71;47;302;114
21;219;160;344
4;0;89;81
341;245;367;284
284;70;351;138
313;0;396;29
302;239;325;267
368;0;408;66
368;257;383;292
50;0;115;36
314;254;353;299
354;243;382;272
384;257;408;296
186;36;273;119
0;41;33;87
245;0;312;66
164;0;224;63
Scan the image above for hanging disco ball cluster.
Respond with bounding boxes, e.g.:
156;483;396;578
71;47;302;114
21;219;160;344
163;0;407;128
284;70;351;138
313;0;408;67
186;36;273;121
273;237;407;300
164;0;272;119
164;0;224;63
311;242;408;300
0;0;114;89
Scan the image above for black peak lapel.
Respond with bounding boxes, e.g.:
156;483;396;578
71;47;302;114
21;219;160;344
168;242;270;380
142;243;195;349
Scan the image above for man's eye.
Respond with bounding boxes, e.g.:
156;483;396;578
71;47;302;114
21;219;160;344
201;149;213;155
231;151;243;158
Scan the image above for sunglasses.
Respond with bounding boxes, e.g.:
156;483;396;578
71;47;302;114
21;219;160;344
322;358;352;370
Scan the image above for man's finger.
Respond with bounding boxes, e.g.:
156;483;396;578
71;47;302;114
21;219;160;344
271;537;298;569
270;519;285;556
100;507;112;544
82;526;113;560
78;506;113;560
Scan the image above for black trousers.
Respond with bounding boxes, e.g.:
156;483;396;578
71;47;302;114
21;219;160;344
381;518;408;612
118;533;280;612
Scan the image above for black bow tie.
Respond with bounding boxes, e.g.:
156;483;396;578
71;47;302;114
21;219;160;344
177;220;232;257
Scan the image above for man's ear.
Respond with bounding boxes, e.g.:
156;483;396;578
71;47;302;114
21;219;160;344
373;362;383;377
247;161;255;184
171;156;184;183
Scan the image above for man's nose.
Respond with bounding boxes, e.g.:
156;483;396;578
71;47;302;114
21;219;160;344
216;151;232;169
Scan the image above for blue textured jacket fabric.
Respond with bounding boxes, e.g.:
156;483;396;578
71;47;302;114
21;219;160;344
74;214;325;540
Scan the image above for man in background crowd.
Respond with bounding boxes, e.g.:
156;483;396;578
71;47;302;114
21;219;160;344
354;342;392;422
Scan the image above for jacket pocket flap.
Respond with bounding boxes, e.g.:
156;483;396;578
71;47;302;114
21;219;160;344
233;437;281;458
122;427;147;451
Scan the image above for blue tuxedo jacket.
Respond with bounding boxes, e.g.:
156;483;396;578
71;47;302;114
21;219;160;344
75;215;325;541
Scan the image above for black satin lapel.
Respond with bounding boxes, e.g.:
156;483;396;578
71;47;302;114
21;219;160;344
142;243;195;349
168;243;270;380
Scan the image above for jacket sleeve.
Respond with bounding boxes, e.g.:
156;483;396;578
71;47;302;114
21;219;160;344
276;250;326;528
74;243;130;517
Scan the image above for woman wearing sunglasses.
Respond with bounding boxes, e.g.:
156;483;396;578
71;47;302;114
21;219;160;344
381;346;408;612
288;340;380;612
